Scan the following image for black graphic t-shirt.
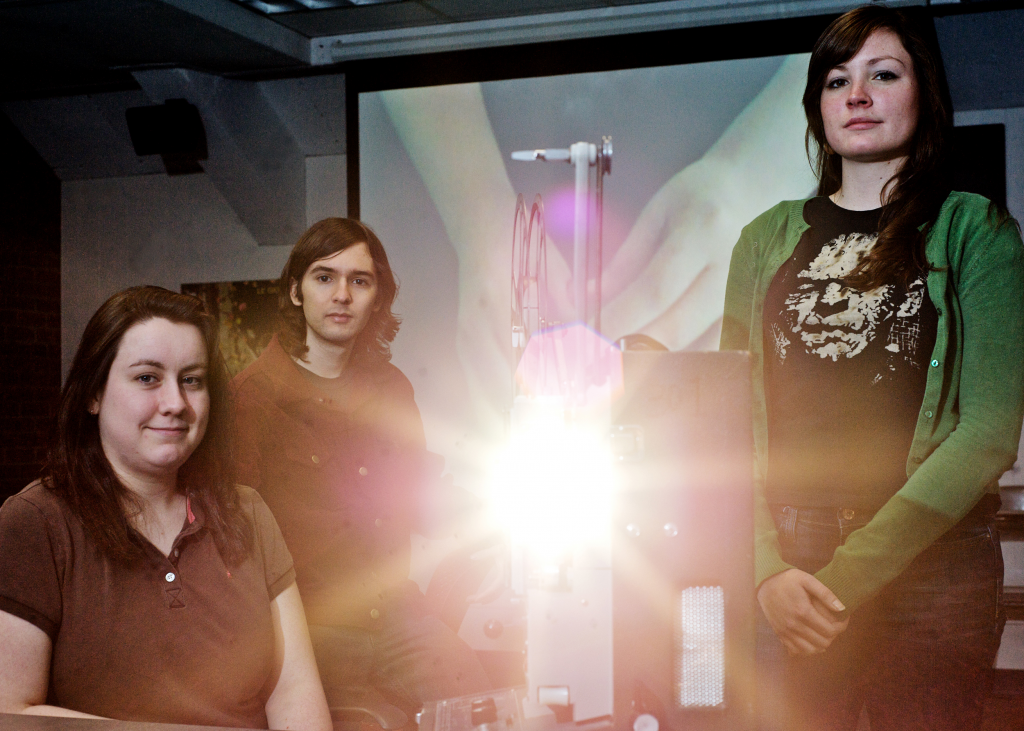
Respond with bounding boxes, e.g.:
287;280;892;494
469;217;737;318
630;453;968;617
762;196;939;509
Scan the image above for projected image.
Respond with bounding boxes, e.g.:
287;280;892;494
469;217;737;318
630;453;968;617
361;54;816;486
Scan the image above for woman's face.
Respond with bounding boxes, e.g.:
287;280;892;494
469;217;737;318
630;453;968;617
91;317;210;488
820;28;919;165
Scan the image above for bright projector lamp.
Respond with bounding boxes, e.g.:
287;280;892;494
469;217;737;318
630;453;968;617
490;401;614;568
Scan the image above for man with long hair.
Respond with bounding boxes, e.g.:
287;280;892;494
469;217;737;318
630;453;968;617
232;218;490;712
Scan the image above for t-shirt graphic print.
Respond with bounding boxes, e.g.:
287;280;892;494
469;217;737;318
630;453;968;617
776;230;929;376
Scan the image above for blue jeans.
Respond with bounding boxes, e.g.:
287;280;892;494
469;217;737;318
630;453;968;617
309;586;491;712
756;502;1005;731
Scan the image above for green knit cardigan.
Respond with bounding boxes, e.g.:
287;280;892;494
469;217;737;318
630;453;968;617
721;191;1024;612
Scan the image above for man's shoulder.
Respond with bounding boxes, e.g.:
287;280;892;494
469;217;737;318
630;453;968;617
375;359;414;388
231;336;299;401
356;357;416;399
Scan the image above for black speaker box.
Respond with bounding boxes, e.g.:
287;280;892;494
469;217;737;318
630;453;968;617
125;99;207;175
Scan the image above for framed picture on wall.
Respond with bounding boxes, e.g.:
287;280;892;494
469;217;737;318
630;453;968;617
181;279;280;377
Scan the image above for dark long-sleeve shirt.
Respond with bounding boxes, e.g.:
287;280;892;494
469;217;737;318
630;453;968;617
232;335;428;629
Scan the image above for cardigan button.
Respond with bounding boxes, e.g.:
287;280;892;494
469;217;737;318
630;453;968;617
925;411;934;418
165;572;176;582
359;466;368;476
930;360;939;367
370;608;380;620
311;455;320;464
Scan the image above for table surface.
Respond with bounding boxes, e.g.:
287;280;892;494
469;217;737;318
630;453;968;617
0;715;250;731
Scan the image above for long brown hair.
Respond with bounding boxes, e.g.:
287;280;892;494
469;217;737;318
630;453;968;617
278;218;401;362
804;5;953;290
43;286;252;563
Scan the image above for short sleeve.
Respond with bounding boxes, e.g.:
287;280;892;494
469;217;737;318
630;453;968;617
237;486;295;600
0;490;65;640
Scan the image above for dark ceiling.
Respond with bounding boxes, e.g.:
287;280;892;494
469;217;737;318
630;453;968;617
0;0;698;99
258;0;646;36
1;0;1023;108
0;0;302;99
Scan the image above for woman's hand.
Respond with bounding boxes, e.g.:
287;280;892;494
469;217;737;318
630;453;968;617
592;54;817;348
757;568;849;656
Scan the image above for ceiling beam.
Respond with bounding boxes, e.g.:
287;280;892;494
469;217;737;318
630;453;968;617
311;0;925;65
158;0;311;63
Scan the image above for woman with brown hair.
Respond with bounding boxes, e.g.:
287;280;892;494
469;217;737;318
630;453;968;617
721;5;1024;729
0;286;331;730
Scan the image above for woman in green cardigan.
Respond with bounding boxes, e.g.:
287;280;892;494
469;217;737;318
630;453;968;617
721;6;1024;730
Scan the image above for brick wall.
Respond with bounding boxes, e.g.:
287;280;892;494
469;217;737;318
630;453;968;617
0;111;60;502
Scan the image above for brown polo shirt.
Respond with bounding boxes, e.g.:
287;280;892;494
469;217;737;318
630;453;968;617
0;481;295;728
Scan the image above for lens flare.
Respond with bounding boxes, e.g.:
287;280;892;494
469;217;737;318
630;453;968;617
489;401;615;565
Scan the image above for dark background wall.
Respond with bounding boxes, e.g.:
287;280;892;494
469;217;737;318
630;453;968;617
0;111;61;503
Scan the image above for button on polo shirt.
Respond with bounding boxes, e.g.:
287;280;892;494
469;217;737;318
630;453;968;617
142;496;209;611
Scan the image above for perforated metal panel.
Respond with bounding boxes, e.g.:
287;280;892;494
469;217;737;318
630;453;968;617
676;586;725;708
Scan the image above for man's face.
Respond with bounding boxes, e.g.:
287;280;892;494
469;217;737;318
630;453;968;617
291;242;380;351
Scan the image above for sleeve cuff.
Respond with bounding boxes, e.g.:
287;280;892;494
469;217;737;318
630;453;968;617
267;567;297;601
0;595;59;641
755;546;794;590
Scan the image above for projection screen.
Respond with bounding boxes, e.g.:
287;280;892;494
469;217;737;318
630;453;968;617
359;53;819;490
